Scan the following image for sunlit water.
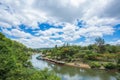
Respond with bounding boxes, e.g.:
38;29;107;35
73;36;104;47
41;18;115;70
30;54;118;80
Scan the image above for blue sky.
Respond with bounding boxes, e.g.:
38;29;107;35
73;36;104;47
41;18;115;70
0;0;120;48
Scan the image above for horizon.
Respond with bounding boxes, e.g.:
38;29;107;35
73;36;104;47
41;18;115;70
0;0;120;48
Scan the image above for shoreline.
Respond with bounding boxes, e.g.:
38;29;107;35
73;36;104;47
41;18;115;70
65;62;91;69
37;55;119;71
38;56;91;69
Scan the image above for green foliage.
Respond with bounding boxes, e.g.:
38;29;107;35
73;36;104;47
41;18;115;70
42;37;120;70
95;37;105;53
5;68;60;80
89;62;101;68
95;37;105;46
117;64;120;71
116;72;120;80
0;32;60;80
104;63;117;69
116;53;120;64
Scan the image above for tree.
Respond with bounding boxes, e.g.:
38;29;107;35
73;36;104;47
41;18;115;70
0;32;60;80
95;37;105;53
95;37;105;46
55;45;57;49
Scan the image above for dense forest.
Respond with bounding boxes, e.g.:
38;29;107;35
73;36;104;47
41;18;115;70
42;37;120;70
0;32;60;80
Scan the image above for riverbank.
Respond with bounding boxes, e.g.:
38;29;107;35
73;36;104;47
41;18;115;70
32;54;118;80
65;62;91;69
38;56;91;69
37;54;120;71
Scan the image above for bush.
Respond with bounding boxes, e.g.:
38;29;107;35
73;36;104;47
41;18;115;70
117;64;120;71
89;62;101;68
104;63;117;69
116;72;120;80
86;50;93;54
84;54;98;61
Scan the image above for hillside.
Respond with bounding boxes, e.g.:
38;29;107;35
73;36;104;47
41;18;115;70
0;32;60;80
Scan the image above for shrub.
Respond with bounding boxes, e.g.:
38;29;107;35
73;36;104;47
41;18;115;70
116;72;120;80
89;62;101;68
104;63;117;69
117;64;120;71
84;54;98;61
86;50;93;54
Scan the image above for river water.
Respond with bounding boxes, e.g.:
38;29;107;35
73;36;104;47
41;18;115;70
30;54;118;80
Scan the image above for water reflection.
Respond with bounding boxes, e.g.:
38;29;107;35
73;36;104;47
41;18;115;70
31;54;117;80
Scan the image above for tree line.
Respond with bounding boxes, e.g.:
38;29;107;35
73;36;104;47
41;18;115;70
42;37;120;70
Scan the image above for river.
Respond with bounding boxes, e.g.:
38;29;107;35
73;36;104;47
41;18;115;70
30;54;118;80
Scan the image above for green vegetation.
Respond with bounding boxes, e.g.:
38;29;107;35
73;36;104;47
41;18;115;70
42;37;120;71
0;32;60;80
89;62;101;69
104;63;117;69
116;72;120;80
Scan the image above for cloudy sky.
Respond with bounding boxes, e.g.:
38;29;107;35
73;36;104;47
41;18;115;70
0;0;120;48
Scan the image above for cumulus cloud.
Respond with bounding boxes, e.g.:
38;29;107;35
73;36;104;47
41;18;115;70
0;0;120;48
2;28;33;38
0;0;48;29
101;0;120;18
109;39;120;45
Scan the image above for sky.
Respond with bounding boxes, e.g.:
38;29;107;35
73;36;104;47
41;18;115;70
0;0;120;48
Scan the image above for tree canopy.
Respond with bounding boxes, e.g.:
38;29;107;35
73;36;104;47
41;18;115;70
0;32;60;80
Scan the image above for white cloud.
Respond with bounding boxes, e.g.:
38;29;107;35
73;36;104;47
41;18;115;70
13;36;64;48
0;22;11;28
2;28;33;38
0;0;120;25
0;0;120;48
109;39;120;45
0;0;48;29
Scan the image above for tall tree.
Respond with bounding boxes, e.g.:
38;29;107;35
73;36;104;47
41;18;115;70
95;37;105;53
55;45;57;49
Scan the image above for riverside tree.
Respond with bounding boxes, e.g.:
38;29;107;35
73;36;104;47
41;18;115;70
95;37;105;53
